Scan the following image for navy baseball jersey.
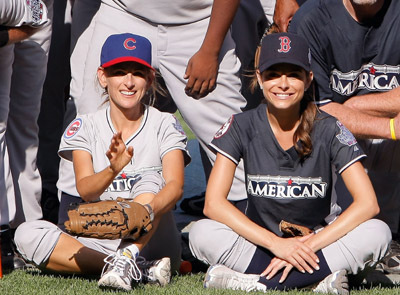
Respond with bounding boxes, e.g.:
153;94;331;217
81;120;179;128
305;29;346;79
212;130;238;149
289;0;400;105
210;104;366;236
58;104;190;200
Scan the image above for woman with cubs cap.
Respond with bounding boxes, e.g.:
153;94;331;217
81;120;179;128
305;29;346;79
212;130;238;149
189;32;391;293
13;33;190;291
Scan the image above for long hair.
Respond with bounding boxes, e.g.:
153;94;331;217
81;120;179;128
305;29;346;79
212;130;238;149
294;86;317;160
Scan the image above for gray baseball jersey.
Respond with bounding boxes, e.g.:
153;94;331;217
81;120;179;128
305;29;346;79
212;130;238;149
58;104;190;200
0;0;48;27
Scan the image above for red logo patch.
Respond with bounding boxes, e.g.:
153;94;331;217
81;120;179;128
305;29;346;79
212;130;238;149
65;118;82;138
214;116;233;139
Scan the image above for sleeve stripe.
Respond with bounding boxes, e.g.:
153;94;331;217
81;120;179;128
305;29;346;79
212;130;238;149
315;99;332;106
209;143;239;165
338;154;366;174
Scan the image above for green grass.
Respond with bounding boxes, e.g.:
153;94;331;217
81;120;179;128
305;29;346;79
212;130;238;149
175;110;196;141
1;269;400;295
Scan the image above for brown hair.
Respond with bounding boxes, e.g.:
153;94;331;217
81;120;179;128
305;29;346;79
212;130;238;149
294;87;317;160
250;26;317;161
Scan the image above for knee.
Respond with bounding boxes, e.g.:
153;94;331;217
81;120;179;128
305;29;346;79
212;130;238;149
14;221;39;250
14;220;61;266
366;219;392;257
189;219;236;266
188;219;215;259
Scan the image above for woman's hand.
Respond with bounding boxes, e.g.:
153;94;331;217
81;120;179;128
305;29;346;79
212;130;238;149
261;257;293;283
106;132;133;173
267;234;320;279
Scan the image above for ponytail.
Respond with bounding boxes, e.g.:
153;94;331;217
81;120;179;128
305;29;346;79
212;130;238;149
294;86;317;161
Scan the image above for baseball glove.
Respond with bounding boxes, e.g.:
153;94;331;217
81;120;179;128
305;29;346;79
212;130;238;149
64;198;152;240
279;220;313;237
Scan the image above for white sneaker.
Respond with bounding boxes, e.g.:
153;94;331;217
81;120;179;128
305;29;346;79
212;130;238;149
98;249;141;291
313;269;349;295
137;256;171;286
204;264;267;292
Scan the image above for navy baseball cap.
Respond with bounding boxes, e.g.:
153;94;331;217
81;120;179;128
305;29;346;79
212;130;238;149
258;32;311;73
100;33;154;70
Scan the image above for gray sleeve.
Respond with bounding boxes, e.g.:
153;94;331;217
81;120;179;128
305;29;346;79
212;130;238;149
129;171;165;198
159;114;191;166
0;0;48;27
58;117;92;162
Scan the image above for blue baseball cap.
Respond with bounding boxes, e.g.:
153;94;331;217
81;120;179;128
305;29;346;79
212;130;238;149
258;32;311;73
100;33;154;70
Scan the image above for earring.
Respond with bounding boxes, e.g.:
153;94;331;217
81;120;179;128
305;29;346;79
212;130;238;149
259;84;263;90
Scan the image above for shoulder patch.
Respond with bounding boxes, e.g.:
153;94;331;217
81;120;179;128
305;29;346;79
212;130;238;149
64;118;82;139
172;116;186;135
335;121;357;146
214;116;233;139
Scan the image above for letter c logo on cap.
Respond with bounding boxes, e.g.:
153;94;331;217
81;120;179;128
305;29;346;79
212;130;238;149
124;38;136;50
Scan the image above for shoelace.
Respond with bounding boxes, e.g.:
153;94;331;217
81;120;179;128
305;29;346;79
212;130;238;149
135;256;154;280
102;252;142;282
227;275;260;292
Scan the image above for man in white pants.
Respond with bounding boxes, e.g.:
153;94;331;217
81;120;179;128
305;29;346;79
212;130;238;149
0;0;52;270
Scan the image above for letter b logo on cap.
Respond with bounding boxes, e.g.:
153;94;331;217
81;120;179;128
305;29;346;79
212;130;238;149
278;36;291;53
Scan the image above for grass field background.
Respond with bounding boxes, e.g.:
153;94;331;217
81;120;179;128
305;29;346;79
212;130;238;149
175;110;195;140
1;269;400;295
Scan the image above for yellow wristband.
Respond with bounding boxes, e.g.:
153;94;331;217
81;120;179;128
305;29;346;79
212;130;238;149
390;118;397;140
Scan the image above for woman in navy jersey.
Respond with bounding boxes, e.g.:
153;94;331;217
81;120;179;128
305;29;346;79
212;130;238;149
189;32;391;293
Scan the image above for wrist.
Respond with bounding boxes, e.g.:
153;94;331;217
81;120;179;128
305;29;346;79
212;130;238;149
390;118;397;140
263;232;279;250
198;43;221;58
144;204;154;222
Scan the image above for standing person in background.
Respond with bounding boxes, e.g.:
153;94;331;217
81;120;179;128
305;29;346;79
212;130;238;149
0;0;52;271
189;32;390;294
273;0;305;32
37;0;73;225
15;33;190;291
289;0;400;275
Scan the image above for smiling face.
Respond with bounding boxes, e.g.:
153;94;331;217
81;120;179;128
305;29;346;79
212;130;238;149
97;61;154;111
257;63;313;113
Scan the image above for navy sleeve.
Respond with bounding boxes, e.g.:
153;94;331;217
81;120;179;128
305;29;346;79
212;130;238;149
209;115;243;165
329;119;366;174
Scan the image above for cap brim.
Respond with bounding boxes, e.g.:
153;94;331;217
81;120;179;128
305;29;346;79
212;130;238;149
259;58;310;73
101;56;154;71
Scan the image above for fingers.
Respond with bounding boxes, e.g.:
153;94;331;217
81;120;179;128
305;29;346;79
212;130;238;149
262;258;284;280
262;259;293;283
290;249;319;274
279;264;293;283
126;146;134;157
185;78;216;99
107;132;132;160
271;238;320;276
